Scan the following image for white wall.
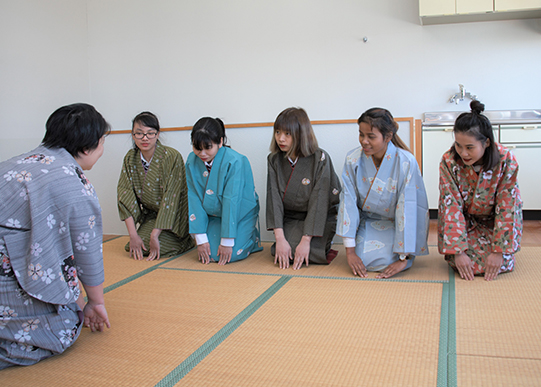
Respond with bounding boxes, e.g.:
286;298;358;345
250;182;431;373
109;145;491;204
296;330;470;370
0;0;90;157
1;0;540;237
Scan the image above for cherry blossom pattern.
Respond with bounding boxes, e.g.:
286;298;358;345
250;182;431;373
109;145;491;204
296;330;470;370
28;263;43;281
47;214;56;229
75;232;89;251
58;327;77;345
22;318;40;332
0;305;18;329
14;329;31;343
41;268;56;284
3;170;17;181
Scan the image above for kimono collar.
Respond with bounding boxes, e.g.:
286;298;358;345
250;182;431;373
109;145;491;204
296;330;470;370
288;156;298;167
140;152;153;172
368;141;397;168
383;141;397;162
211;145;227;167
204;159;214;173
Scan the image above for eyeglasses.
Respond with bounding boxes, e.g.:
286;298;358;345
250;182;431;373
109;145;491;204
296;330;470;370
133;131;158;139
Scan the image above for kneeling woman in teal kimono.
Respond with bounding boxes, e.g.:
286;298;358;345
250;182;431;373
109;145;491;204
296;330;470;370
337;108;429;279
186;117;262;265
0;104;110;369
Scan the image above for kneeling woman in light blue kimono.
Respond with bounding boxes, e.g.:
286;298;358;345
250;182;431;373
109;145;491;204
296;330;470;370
186;117;263;265
337;108;429;279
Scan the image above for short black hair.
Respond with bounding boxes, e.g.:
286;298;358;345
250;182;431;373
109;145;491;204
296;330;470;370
451;100;500;170
42;103;110;157
191;117;228;151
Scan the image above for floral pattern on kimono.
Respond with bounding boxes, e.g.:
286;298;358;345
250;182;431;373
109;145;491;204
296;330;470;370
0;146;104;368
438;143;523;275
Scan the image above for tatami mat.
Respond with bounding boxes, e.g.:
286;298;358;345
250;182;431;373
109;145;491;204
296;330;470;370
456;356;541;387
99;236;171;288
1;269;280;386
455;247;541;360
163;242;450;282
176;277;443;386
4;236;540;386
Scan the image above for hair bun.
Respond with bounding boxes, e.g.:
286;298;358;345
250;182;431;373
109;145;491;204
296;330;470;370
470;100;485;115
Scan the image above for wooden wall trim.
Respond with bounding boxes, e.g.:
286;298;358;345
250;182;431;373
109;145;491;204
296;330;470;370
110;117;422;160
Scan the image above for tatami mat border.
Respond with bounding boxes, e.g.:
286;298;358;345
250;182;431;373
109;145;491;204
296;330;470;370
437;266;457;387
159;266;449;284
102;235;126;243
155;276;292;387
102;248;196;294
97;244;458;386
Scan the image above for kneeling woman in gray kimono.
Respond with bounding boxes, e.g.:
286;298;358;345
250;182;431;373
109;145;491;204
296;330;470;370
267;107;341;270
337;108;429;279
0;104;111;369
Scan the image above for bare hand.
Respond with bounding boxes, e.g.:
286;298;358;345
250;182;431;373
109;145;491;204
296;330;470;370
197;243;212;264
217;245;233;265
346;248;367;278
293;237;311;270
484;253;503;281
376;259;408;279
147;231;161;261
455;252;475;281
83;303;111;332
129;234;147;260
274;238;292;269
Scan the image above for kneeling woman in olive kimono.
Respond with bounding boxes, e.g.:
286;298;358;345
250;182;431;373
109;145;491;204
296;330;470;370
337;108;429;279
267;107;341;270
438;101;522;281
117;112;194;261
0;104;111;369
186;117;262;265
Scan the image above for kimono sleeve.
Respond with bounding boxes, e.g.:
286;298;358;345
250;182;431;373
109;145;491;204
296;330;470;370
154;150;190;237
220;157;249;238
437;154;468;254
186;156;209;235
393;155;429;254
336;153;360;239
69;197;105;287
117;152;142;223
303;152;338;237
266;154;284;230
492;152;523;254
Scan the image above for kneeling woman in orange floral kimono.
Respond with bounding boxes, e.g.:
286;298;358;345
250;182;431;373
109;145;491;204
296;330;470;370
438;101;523;281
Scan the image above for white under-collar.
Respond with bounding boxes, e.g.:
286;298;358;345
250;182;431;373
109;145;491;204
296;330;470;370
288;156;298;166
140;152;153;170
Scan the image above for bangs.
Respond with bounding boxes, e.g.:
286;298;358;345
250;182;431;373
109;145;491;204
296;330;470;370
191;129;215;151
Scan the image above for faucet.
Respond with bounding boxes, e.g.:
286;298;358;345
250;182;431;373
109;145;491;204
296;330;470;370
449;84;477;104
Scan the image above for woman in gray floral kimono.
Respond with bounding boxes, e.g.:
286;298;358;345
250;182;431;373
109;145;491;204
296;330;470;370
0;103;111;369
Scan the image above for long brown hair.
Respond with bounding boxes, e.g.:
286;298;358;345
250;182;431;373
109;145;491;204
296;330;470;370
270;107;319;158
358;108;411;153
